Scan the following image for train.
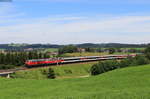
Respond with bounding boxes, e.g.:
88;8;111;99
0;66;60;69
25;54;136;67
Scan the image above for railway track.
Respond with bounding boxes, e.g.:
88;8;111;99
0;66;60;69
0;67;27;73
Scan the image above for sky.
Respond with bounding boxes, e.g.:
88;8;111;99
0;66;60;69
0;0;150;44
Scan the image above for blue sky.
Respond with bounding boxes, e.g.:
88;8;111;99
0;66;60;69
0;0;150;44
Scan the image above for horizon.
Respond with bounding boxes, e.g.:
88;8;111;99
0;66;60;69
0;42;149;45
0;0;150;44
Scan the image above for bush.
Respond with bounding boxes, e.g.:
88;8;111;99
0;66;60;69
131;56;150;66
90;64;102;75
108;48;116;54
64;69;72;74
119;58;133;68
40;69;48;75
47;68;56;79
90;60;119;75
144;46;150;60
91;55;150;76
58;45;78;54
103;60;119;70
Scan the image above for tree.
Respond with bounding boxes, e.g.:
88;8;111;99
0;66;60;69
47;68;56;79
144;46;150;60
108;48;115;54
85;47;95;52
58;45;78;54
90;64;101;75
38;52;43;58
90;60;119;76
0;50;52;70
97;48;102;53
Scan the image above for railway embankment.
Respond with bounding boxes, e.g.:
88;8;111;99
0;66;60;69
10;62;97;79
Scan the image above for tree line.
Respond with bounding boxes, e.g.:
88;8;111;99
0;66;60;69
0;51;49;69
58;45;144;55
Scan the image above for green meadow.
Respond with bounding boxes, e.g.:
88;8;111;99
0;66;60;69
1;64;150;99
44;48;58;52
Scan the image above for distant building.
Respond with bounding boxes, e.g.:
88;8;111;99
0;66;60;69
0;50;5;53
24;48;34;51
77;48;86;53
122;49;129;53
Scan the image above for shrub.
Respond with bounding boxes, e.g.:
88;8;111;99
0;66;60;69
144;46;150;60
40;69;48;75
64;69;72;74
47;68;56;79
131;56;150;66
108;48;116;54
90;64;102;75
58;45;78;54
119;58;133;68
91;55;150;76
103;60;119;70
90;60;119;75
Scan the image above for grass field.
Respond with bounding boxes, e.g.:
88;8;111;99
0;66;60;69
1;64;150;99
44;48;58;52
12;62;98;79
121;48;145;50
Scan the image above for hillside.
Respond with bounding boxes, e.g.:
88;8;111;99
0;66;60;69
76;43;147;48
1;65;150;99
12;62;97;79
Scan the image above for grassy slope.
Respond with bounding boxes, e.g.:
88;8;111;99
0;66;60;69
52;62;96;78
13;62;97;79
1;64;150;99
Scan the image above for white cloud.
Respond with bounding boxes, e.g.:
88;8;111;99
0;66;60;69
0;15;150;44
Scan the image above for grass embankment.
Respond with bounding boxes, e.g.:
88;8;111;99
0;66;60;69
1;64;150;99
12;62;97;79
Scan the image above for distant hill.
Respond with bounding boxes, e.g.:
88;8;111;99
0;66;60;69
0;44;61;50
0;43;148;50
76;43;147;48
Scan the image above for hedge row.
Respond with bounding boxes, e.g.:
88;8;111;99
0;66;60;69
90;56;150;75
